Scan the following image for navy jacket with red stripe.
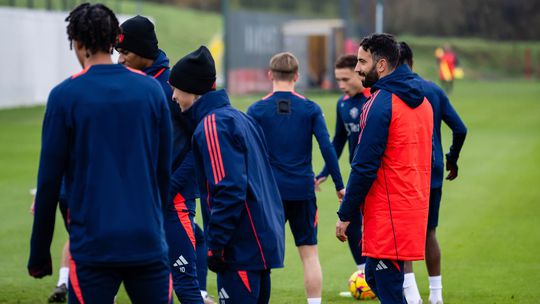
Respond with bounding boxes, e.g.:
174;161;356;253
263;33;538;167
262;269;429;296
191;89;285;271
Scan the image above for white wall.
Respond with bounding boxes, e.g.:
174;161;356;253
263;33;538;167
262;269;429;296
0;7;127;108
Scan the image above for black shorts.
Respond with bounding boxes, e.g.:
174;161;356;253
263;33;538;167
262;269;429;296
282;198;318;246
428;188;442;229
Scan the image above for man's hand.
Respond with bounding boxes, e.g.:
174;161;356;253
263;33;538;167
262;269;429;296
446;160;458;180
336;189;345;203
336;219;350;242
207;249;227;273
28;254;53;278
314;176;327;192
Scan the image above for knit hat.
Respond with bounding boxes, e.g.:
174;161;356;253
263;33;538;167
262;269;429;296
169;46;216;95
117;15;158;59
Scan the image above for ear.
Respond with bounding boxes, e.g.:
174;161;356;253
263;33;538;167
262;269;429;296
293;72;299;82
378;59;386;73
267;70;274;81
74;40;84;51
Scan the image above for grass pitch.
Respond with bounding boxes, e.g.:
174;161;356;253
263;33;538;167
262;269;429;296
0;80;539;303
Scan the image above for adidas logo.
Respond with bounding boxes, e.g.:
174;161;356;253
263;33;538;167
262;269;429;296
375;260;388;271
218;288;229;300
173;255;188;272
173;255;189;267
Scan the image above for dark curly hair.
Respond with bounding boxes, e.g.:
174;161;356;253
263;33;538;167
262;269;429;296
66;3;119;56
334;54;357;69
359;33;400;69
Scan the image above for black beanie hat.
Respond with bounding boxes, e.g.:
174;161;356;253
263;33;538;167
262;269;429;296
169;46;216;95
117;15;158;59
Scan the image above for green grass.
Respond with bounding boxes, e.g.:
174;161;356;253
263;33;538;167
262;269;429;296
1;80;539;303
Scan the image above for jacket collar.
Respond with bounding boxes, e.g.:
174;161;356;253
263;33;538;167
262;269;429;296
191;89;231;123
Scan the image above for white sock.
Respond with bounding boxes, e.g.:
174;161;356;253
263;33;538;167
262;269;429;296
429;276;443;303
357;263;365;271
57;267;69;287
403;273;422;303
307;297;321;304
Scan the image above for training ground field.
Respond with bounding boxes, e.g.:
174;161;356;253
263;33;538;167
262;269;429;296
0;80;539;303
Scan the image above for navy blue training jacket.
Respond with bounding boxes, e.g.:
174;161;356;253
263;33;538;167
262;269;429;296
339;64;428;220
29;64;171;270
247;91;344;200
191;89;285;271
417;77;467;188
143;50;199;211
317;90;370;179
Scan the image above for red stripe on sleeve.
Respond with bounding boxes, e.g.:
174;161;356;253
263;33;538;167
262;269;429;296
207;115;223;182
211;114;226;181
204;117;220;184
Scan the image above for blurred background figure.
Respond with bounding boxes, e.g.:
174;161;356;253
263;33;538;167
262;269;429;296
435;44;460;94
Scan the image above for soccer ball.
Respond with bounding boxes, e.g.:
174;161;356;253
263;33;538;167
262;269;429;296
348;270;377;300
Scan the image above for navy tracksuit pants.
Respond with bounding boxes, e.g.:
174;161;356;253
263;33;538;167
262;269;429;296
365;258;406;304
217;269;271;304
68;259;172;304
165;197;203;303
346;209;366;266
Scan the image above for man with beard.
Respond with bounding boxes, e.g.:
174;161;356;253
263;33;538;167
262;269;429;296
335;33;433;304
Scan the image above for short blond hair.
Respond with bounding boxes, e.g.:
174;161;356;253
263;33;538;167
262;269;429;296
269;52;299;81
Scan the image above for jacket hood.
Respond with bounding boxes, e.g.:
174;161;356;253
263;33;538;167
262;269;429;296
191;89;230;123
142;49;169;76
372;64;425;108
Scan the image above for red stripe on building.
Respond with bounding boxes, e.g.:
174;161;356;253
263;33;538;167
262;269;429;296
237;271;252;293
204;117;220;184
211;114;226;181
69;257;85;304
244;201;267;269
173;193;196;249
